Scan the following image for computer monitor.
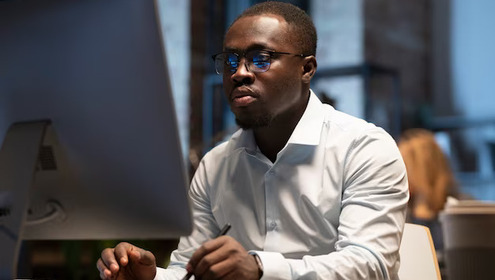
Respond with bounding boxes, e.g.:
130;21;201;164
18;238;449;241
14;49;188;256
0;0;193;277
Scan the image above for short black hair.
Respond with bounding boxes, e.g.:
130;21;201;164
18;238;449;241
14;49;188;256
229;1;317;56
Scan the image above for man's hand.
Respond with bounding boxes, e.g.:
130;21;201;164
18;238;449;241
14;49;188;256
96;242;157;280
186;236;261;280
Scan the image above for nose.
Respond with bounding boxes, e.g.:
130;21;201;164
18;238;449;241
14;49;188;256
231;57;255;84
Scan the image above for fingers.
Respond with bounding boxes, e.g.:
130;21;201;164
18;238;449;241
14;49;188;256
128;247;156;266
197;251;260;280
195;248;231;277
96;257;114;279
188;236;248;279
187;237;225;273
97;247;119;277
114;242;134;266
96;242;136;279
201;257;234;279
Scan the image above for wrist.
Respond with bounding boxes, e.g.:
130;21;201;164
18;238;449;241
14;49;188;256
250;253;264;279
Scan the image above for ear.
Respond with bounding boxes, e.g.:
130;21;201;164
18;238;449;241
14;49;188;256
301;55;317;84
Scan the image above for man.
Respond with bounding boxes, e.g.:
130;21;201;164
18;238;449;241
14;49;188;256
97;2;409;279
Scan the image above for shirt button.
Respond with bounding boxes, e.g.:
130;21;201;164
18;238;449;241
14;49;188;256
269;221;277;230
269;170;275;175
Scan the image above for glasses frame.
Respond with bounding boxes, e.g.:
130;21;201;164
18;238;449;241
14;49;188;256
211;50;309;74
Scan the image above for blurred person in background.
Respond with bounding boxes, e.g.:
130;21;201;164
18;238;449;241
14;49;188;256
398;128;462;260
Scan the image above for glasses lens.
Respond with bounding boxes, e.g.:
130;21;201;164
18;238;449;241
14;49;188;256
213;51;272;74
225;53;239;72
215;53;239;74
248;50;271;72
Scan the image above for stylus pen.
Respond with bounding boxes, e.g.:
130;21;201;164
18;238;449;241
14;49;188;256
182;223;232;280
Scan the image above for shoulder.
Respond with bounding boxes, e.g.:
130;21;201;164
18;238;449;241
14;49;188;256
199;128;254;168
324;106;396;149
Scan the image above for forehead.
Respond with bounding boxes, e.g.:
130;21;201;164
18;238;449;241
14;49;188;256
224;14;292;51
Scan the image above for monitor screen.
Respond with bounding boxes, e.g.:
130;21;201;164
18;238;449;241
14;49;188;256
0;0;193;274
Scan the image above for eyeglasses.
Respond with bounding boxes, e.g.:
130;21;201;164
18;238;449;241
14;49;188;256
211;50;308;74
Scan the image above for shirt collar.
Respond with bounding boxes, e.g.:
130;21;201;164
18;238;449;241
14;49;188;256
231;89;326;153
286;89;325;146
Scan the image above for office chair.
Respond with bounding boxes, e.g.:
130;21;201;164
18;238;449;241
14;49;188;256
398;223;442;280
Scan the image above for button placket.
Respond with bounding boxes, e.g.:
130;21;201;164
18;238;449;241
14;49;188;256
263;167;280;250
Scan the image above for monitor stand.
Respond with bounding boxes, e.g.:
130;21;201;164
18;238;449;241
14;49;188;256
0;120;49;279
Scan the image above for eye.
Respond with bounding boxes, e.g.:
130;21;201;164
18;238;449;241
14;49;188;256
251;52;270;69
225;54;239;69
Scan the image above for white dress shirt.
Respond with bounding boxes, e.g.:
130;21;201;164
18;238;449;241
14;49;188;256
156;90;409;279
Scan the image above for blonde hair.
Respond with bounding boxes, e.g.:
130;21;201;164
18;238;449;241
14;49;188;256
398;129;458;216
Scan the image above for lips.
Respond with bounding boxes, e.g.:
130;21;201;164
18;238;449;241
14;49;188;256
230;87;258;107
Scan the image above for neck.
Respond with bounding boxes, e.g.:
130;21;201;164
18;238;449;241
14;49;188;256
253;90;310;162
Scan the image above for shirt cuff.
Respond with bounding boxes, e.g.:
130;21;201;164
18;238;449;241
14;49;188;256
154;266;187;280
249;250;292;280
154;267;167;280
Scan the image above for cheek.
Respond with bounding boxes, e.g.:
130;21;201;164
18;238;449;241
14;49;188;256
222;76;234;95
269;68;302;96
272;60;302;84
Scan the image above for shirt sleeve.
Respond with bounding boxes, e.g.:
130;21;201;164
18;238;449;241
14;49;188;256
251;129;409;280
154;157;222;280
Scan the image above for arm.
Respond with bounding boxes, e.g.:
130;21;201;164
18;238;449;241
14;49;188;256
252;129;409;280
96;157;219;280
157;149;263;280
154;156;229;279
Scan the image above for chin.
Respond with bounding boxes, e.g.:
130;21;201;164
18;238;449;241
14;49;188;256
235;114;272;129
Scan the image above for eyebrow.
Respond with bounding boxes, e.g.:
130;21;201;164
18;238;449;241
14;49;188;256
224;43;274;53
